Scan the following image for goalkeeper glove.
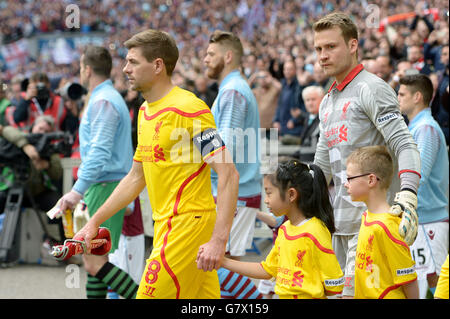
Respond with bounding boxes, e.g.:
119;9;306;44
388;190;418;246
50;227;112;261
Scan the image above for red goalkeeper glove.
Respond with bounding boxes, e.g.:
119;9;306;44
50;227;112;261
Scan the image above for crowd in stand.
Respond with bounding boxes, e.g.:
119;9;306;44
1;0;448;147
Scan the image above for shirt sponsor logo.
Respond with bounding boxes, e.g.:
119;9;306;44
396;267;415;276
377;113;398;124
193;128;225;158
325;276;345;287
194;129;220;144
138;144;166;162
325;124;348;148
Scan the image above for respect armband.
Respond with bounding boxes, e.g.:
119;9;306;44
193;128;226;159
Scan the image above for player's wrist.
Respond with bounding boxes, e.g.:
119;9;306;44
209;234;228;248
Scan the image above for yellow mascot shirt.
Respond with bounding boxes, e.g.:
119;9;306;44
354;211;417;299
261;217;344;299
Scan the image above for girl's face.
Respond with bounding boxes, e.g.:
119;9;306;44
263;176;290;216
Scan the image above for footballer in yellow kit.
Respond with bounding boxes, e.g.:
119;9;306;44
134;86;226;299
261;217;344;299
354;211;417;299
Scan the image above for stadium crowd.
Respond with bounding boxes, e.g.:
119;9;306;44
1;0;448;143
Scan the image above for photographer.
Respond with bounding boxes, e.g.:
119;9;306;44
0;115;65;243
12;72;78;135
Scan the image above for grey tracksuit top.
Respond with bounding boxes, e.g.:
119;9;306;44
314;64;421;235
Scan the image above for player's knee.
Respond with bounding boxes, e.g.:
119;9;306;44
83;254;108;276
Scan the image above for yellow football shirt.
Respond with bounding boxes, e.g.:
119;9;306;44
133;86;224;222
261;217;344;299
435;255;449;299
354;211;417;299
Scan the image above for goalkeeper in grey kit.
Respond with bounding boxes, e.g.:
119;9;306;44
312;12;421;298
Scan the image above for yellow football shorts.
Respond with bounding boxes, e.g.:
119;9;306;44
136;211;220;299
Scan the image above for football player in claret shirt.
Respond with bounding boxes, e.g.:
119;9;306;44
221;160;344;299
345;146;419;299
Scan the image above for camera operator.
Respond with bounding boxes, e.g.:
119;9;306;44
12;72;78;135
0;82;11;126
0;115;65;243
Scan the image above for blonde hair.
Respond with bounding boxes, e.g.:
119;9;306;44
313;12;358;43
346;145;393;190
124;29;179;76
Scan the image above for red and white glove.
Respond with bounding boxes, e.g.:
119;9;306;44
50;227;112;261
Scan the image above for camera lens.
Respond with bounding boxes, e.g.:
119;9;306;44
36;83;50;101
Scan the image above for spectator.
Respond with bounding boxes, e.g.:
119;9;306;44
272;60;304;143
11;72;78;134
408;45;433;75
0;115;64;243
311;62;332;91
7;75;23;107
375;55;394;83
432;45;449;144
410;2;434;42
424;29;449;72
389;59;414;91
292;85;324;162
250;69;281;138
295;55;313;86
193;75;217;109
361;57;377;74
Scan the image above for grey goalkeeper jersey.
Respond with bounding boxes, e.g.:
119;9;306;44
314;64;421;235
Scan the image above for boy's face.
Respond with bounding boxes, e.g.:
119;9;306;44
263;176;289;217
344;162;370;202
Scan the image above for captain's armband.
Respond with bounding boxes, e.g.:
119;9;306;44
193;128;226;161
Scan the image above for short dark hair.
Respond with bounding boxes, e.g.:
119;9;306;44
82;45;112;78
30;72;50;84
124;29;179;76
399;74;434;106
